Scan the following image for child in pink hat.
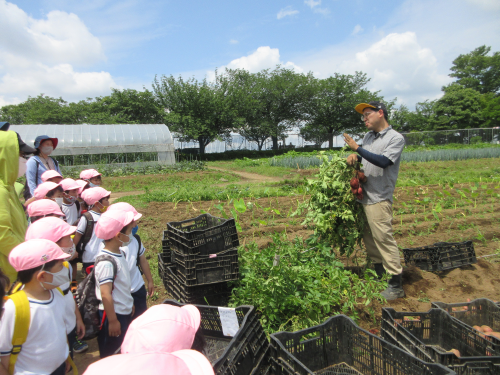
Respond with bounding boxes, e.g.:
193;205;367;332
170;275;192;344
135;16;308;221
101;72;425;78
25;217;89;356
93;209;135;358
80;169;102;188
41;170;63;184
73;187;111;272
106;202;153;318
60;178;83;226
27;199;65;223
83;350;214;375
121;304;205;354
0;239;71;375
24;181;64;208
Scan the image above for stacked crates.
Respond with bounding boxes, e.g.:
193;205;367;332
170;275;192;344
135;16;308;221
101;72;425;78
158;213;240;305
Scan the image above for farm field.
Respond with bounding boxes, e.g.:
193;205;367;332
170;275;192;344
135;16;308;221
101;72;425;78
73;156;500;371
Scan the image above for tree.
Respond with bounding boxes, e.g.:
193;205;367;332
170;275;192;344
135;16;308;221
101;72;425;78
480;92;500;128
301;73;382;147
433;84;484;130
450;45;500;94
253;66;316;150
153;70;243;154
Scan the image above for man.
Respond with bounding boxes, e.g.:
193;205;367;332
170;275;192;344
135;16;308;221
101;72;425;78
343;101;405;300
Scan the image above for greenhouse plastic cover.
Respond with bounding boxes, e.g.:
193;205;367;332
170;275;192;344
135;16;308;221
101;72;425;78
10;124;174;155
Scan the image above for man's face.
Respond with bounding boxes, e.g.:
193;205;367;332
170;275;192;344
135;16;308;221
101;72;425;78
362;108;382;130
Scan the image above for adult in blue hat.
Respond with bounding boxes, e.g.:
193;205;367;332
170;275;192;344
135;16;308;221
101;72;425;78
25;135;62;199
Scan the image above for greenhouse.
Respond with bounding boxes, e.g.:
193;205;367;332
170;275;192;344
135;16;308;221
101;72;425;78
10;124;175;166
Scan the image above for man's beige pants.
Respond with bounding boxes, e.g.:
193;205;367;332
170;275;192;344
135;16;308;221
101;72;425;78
362;200;402;275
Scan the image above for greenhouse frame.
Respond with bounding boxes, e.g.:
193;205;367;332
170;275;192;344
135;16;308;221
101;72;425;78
10;124;175;165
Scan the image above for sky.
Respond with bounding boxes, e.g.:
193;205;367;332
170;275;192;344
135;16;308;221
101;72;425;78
1;0;500;109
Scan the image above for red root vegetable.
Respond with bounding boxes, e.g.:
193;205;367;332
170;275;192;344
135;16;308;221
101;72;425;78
356;193;363;200
357;187;363;194
358;171;367;183
350;177;359;189
351;187;358;194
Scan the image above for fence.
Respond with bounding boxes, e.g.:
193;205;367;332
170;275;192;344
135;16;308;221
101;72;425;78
174;128;500;154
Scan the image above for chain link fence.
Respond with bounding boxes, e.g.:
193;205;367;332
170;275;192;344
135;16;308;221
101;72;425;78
401;127;500;146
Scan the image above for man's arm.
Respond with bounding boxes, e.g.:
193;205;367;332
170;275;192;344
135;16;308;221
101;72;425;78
357;148;393;169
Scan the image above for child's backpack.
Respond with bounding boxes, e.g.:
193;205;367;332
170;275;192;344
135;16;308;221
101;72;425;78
133;233;143;274
5;280;78;375
75;212;95;255
74;254;118;340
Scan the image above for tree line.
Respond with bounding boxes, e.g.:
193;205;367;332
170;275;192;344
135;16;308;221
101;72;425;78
1;45;498;154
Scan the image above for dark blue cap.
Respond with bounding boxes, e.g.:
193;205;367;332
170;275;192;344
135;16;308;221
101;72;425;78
0;122;9;131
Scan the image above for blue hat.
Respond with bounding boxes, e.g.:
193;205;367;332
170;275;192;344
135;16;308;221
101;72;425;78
0;122;9;131
34;135;58;150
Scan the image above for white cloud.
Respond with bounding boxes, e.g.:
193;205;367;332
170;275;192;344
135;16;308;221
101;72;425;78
295;32;451;106
304;0;321;8
0;0;118;106
229;39;239;44
277;6;299;20
351;25;364;35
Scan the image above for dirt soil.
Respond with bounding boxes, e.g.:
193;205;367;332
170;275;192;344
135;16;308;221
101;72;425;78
73;181;500;372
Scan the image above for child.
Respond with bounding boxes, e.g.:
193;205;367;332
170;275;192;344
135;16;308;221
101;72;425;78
0;239;71;375
60;178;83;226
27;199;65;223
25;181;64;208
25;217;89;355
75;179;90;212
107;202;154;317
93;209;135;358
80;169;103;188
41;170;63;184
73;187;111;272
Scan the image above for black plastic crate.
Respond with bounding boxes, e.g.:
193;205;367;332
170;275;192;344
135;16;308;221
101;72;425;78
403;241;476;271
381;308;500;367
451;361;500;375
431;298;500;333
167;214;239;256
157;253;165;280
162;299;269;375
162;232;172;265
165;265;232;306
270;314;454;375
172;247;239;286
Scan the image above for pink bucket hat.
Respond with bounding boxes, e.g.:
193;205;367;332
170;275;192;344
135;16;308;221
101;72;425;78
60;178;82;193
41;170;62;183
121;304;201;354
107;202;143;221
80;169;102;180
33;182;61;200
27;199;64;218
81;187;111;206
9;239;70;272
26;217;77;242
83;350;214;375
95;209;134;240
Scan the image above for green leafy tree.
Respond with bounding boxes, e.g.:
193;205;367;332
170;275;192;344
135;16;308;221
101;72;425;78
301;73;382;147
450;45;500;94
153;70;244;154
480;92;500;128
433;84;484;130
253;66;316;150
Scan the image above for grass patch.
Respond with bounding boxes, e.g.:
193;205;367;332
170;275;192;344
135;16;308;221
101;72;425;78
104;170;240;193
209;159;296;178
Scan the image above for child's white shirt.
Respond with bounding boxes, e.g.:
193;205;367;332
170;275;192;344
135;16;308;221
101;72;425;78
76;210;102;263
0;290;70;375
98;237;146;293
94;249;134;315
62;201;81;226
59;265;77;332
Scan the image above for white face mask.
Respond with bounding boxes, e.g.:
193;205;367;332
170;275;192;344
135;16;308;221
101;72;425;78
18;157;28;178
55;197;63;207
89;182;101;187
60;243;76;257
118;233;133;246
64;194;77;203
41;266;69;288
40;146;54;156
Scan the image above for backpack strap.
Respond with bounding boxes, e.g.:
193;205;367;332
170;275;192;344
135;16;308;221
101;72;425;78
7;290;30;375
94;255;118;284
76;212;95;255
75;200;81;214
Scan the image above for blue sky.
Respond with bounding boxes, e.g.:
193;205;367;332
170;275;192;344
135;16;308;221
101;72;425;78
1;0;499;108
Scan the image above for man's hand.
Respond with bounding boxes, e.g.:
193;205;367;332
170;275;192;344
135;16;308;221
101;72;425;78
343;133;359;151
108;319;121;337
347;154;359;166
